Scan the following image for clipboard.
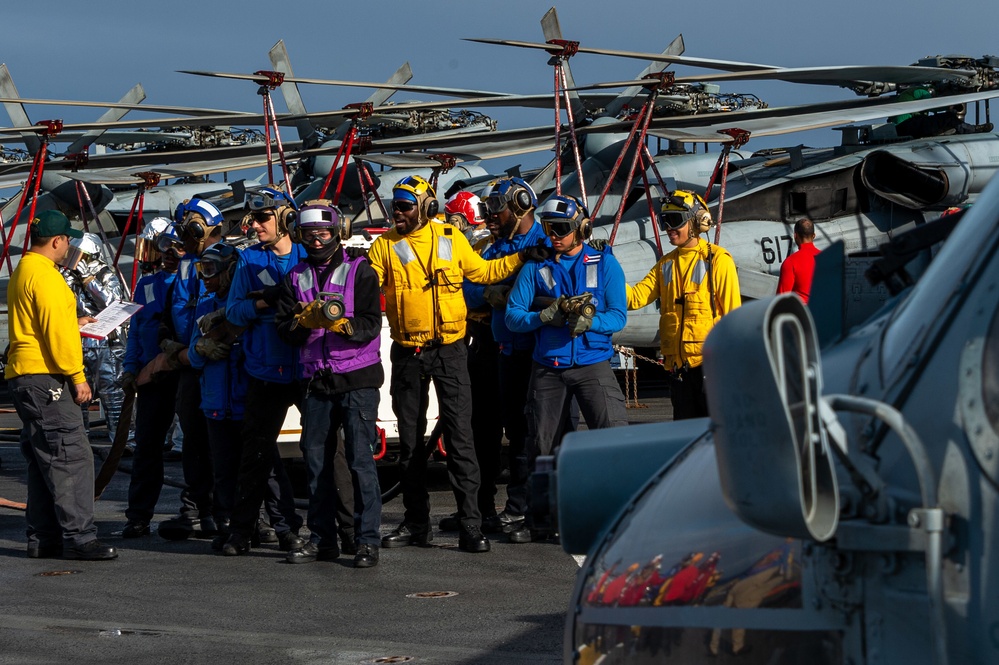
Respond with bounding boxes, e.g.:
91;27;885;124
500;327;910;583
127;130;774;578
79;300;143;340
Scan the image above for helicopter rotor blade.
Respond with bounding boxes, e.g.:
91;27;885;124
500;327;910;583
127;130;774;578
463;37;779;72
0;64;41;155
605;33;686;118
65;83;146;155
178;69;517;100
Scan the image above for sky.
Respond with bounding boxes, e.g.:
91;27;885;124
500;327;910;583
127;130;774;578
1;0;997;188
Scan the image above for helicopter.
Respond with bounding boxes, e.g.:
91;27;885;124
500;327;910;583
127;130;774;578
534;158;999;665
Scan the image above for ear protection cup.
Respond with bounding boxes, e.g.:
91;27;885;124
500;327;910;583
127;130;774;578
511;188;533;217
276;206;297;236
579;217;593;240
693;208;713;234
340;212;352;241
424;198;439;220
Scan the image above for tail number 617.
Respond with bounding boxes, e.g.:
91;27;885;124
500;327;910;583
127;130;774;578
760;235;793;265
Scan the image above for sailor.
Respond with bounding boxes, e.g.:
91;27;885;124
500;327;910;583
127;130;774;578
218;187;318;556
443;189;490;245
776;218;820;303
626;191;742;420
889;87;993;138
367;174;544;553
505;194;629;543
462;178;550;536
275;200;384;568
6;210;116;560
185;242;251;549
59;232;128;439
155;198;225;540
121;220;183;538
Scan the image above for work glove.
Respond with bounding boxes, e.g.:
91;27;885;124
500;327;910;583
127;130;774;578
568;310;594;338
519;240;552;263
119;371;137;394
159;339;187;370
344;246;368;260
247;284;283;308
483;284;511;308
325;317;355;337
539;295;566;327
292;300;328;330
195;337;232;361
197;309;227;336
588;238;609;252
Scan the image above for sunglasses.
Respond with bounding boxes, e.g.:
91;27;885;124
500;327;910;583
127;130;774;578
542;219;576;238
392;200;417;212
250;211;275;223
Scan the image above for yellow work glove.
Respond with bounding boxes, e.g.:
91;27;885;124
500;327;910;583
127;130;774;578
325;317;355;337
292;300;328;330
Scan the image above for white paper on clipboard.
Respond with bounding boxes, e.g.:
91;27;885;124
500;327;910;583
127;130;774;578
79;300;143;340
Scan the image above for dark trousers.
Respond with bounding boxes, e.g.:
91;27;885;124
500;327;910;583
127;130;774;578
467;328;502;518
498;349;532;517
390;341;481;529
10;374;97;548
205;417;301;533
301;387;382;547
668;364;709;420
526;361;628;466
126;374;179;523
230;377;350;537
174;368;214;520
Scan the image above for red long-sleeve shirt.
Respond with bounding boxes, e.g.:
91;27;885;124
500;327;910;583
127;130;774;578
776;242;820;304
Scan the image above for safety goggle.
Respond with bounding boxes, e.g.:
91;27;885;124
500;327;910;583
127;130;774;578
301;229;336;245
196;260;226;279
155;234;184;253
246;192;289;211
658;210;692;231
392;199;417;212
195;244;236;279
542;219;576;238
484;195;511;215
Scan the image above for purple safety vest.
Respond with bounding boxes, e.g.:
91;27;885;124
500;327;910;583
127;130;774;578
290;251;380;379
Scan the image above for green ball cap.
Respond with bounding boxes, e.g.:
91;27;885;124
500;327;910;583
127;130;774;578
31;210;83;239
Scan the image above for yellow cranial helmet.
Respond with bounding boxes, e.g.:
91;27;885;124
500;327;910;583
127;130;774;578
392;175;439;221
659;190;713;234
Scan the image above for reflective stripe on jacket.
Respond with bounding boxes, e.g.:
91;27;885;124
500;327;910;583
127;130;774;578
290;250;380;378
368;221;522;347
627;239;741;370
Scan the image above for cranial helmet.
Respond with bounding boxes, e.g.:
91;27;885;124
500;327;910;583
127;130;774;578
539;194;591;241
292;199;347;264
196;242;239;295
136;217;173;265
244;185;299;240
444;191;486;231
483;177;537;218
659;190;712;235
174;198;224;255
393;175;439;222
